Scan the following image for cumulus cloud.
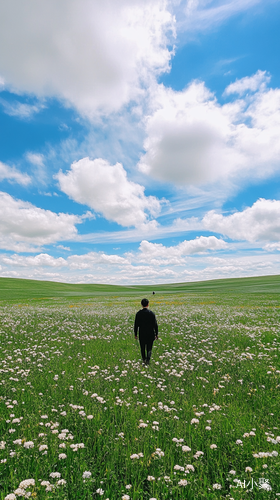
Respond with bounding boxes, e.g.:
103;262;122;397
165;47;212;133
138;236;227;264
138;73;280;187
56;157;161;227
0;0;174;117
203;198;280;243
264;242;280;252
2;240;279;285
0;237;226;283
138;81;242;184
224;70;270;96
0;161;31;186
68;252;128;270
0;191;80;251
2;254;67;268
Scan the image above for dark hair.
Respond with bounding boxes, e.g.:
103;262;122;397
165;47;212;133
141;298;149;307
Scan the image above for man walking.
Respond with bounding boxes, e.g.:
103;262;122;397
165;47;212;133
134;298;158;365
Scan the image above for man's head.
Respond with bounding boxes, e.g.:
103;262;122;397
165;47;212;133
141;298;149;308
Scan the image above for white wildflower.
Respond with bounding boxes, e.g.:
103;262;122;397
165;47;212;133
14;488;26;496
82;471;91;479
213;483;222;489
50;472;61;479
39;445;48;452
57;479;67;486
13;439;22;445
154;448;164;458
185;464;195;472
182;446;191;452
178;479;188;486
19;479;35;489
23;441;34;449
174;465;184;471
191;418;199;425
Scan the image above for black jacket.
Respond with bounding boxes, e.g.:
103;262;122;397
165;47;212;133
134;308;158;338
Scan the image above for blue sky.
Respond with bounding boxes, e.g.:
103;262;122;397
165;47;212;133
0;0;280;284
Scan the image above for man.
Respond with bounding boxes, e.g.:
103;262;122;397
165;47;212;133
134;298;158;365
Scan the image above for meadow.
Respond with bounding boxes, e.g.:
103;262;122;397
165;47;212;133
0;277;280;499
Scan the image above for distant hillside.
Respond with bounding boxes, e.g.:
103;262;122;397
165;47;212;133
0;275;280;301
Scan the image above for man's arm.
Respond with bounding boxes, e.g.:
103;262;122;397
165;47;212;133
134;313;139;339
154;314;158;338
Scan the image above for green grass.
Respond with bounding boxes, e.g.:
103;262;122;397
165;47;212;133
0;279;280;499
0;274;280;302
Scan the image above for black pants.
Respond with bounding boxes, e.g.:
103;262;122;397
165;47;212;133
139;337;154;362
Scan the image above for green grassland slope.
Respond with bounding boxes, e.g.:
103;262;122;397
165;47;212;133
0;274;279;301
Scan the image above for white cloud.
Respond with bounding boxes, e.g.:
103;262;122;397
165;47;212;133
56;157;162;228
68;252;128;270
26;153;45;167
203;198;280;243
138;81;242;184
2;254;67;268
0;191;80;251
0;0;174;118
177;0;266;34
138;236;226;264
0;98;45;118
264;242;280;252
57;245;71;251
26;152;48;184
224;70;271;95
138;74;280;187
0;161;31;186
1;243;280;285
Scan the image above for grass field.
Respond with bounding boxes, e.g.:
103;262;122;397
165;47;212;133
0;277;280;499
0;274;280;301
